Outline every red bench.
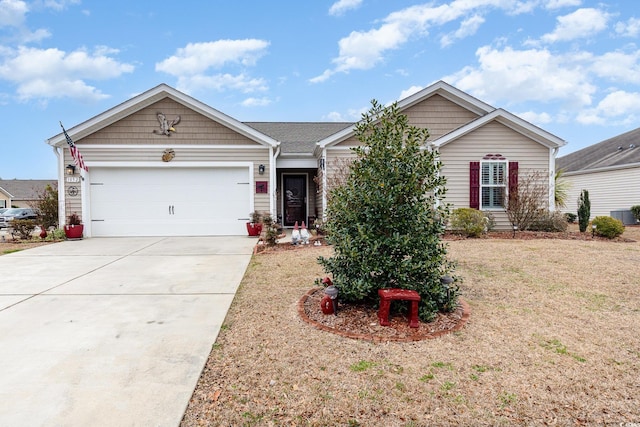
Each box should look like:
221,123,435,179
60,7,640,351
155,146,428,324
377,288,421,328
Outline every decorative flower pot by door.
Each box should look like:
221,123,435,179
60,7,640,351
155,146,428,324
64,224,84,240
246,222,262,236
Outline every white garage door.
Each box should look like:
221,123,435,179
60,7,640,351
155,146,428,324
89,167,250,236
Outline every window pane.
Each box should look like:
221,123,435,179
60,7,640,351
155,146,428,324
481,187,504,209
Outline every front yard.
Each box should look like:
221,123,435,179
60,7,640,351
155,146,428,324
182,227,640,426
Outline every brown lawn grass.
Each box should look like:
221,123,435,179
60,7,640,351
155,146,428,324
182,228,640,426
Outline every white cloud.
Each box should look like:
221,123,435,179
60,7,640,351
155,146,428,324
540,8,610,43
311,0,538,82
544,0,582,9
329,0,362,16
445,45,596,108
156,39,270,94
589,50,640,84
399,85,424,100
156,39,269,76
0,46,134,101
517,110,553,125
323,106,366,122
40,0,80,11
0,0,28,27
440,14,485,47
174,73,267,95
241,97,272,107
615,17,640,38
577,91,640,125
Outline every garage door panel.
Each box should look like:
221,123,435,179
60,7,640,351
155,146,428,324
89,167,251,237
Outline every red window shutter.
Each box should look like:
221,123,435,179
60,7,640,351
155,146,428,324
470,161,480,209
508,161,519,204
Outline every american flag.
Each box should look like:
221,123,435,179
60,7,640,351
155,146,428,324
60,122,88,172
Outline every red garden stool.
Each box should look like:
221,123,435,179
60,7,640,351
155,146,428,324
377,288,421,328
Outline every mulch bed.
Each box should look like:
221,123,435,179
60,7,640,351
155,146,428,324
299,287,470,342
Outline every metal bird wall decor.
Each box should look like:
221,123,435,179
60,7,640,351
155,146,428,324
153,113,181,136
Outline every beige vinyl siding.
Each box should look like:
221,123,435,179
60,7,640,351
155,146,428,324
331,94,479,149
0,191,10,208
439,120,550,230
562,167,640,219
79,99,263,146
403,94,480,141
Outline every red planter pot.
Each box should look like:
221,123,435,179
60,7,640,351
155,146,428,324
246,222,262,236
64,224,84,240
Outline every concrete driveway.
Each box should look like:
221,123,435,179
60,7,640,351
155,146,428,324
0,236,255,426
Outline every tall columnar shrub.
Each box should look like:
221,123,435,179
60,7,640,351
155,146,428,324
318,101,457,322
577,189,590,232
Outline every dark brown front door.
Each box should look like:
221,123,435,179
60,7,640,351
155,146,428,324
283,175,306,226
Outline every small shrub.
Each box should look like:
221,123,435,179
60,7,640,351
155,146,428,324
565,212,577,223
9,219,36,240
528,211,568,232
449,208,487,237
630,205,640,222
260,214,280,246
592,216,624,239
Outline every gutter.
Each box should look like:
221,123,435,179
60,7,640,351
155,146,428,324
52,146,65,228
271,145,281,218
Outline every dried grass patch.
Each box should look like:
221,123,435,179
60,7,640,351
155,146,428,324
181,229,640,426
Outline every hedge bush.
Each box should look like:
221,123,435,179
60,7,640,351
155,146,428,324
630,205,640,222
592,216,624,239
449,208,488,237
528,211,569,232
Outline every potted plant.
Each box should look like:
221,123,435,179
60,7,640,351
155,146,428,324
246,210,263,236
64,212,84,240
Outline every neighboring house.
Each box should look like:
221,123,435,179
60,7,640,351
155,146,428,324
556,126,640,223
0,179,56,208
46,81,565,237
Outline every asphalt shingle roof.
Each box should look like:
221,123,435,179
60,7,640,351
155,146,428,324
244,122,353,154
0,179,56,201
557,126,640,173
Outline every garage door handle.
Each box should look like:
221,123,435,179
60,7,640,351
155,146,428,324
169,205,175,215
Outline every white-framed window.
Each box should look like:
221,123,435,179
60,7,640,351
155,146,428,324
481,161,506,209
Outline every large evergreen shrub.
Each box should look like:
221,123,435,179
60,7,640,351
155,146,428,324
318,101,458,322
577,189,590,232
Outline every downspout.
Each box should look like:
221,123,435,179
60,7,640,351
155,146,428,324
321,147,327,221
549,147,558,211
271,144,281,219
52,146,65,228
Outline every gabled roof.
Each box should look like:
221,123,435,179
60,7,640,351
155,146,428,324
396,80,495,116
0,185,14,199
557,126,640,173
435,108,566,149
0,180,56,201
47,84,280,148
246,122,352,154
317,80,497,150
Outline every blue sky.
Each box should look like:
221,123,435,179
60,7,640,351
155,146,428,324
1,0,639,179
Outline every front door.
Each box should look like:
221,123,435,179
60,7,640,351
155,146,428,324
283,175,306,226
